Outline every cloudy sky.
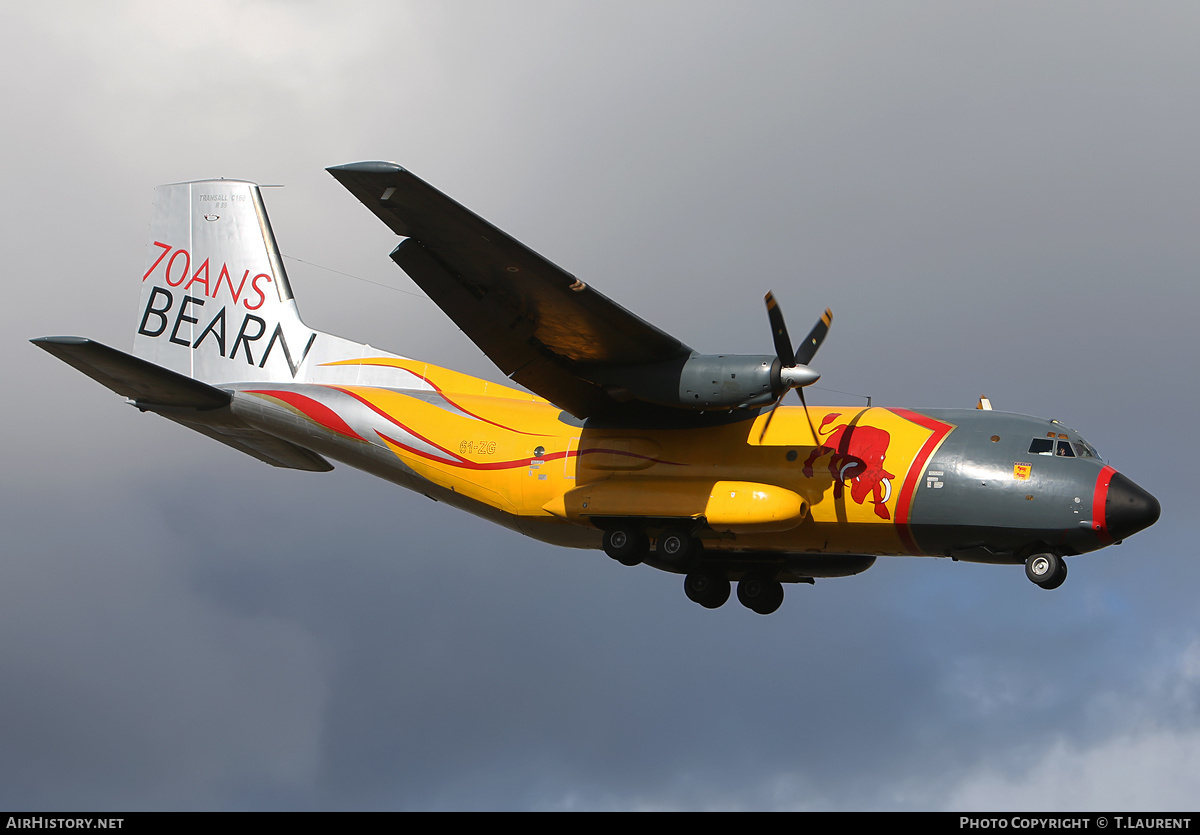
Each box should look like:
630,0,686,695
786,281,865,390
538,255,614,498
2,1,1197,811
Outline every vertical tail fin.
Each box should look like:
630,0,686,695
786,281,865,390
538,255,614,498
133,180,318,384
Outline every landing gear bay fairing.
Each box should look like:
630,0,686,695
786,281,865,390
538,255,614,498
33,163,1160,614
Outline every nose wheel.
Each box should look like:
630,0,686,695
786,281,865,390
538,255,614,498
1025,552,1067,590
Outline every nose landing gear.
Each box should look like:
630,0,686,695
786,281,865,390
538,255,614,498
1025,552,1067,590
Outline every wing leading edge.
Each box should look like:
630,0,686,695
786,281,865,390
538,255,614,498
327,162,694,420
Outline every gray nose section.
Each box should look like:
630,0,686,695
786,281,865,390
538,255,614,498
1107,472,1160,542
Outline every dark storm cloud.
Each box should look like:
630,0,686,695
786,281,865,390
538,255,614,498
2,1,1197,810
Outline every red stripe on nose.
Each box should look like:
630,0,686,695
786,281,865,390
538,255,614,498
1092,465,1117,545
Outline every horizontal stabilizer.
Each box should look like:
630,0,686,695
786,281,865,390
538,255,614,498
32,336,231,409
32,336,333,472
161,416,334,471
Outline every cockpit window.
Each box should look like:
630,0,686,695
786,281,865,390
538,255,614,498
1028,438,1054,455
1030,437,1089,458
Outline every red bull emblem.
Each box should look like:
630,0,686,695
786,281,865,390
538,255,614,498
803,413,896,519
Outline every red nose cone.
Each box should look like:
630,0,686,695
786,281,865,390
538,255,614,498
1106,472,1160,541
1094,467,1160,543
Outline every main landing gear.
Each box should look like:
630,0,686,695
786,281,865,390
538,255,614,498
601,522,787,614
655,525,700,569
683,570,730,609
602,526,650,567
735,574,785,615
683,571,785,614
601,523,700,569
1025,552,1067,590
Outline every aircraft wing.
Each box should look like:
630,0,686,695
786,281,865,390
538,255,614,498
32,337,333,472
327,162,694,419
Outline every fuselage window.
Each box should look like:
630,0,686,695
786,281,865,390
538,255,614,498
1028,438,1054,455
1055,440,1075,457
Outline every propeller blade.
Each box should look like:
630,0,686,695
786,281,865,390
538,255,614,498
757,393,785,444
797,386,818,444
794,308,833,367
759,374,820,445
764,291,796,368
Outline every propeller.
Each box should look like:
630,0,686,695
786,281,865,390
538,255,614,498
758,292,832,443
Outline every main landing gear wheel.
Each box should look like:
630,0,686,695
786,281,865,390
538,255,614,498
737,575,785,615
683,571,730,609
603,527,650,566
1025,552,1067,590
656,526,699,568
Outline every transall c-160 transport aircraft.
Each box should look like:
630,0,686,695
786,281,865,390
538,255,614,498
33,162,1160,614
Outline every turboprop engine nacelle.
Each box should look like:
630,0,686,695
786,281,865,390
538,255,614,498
596,354,819,411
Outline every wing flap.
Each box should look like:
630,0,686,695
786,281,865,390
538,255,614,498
393,240,615,418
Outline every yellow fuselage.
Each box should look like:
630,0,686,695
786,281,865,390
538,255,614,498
241,356,952,561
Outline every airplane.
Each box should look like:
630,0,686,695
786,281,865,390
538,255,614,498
32,162,1161,614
